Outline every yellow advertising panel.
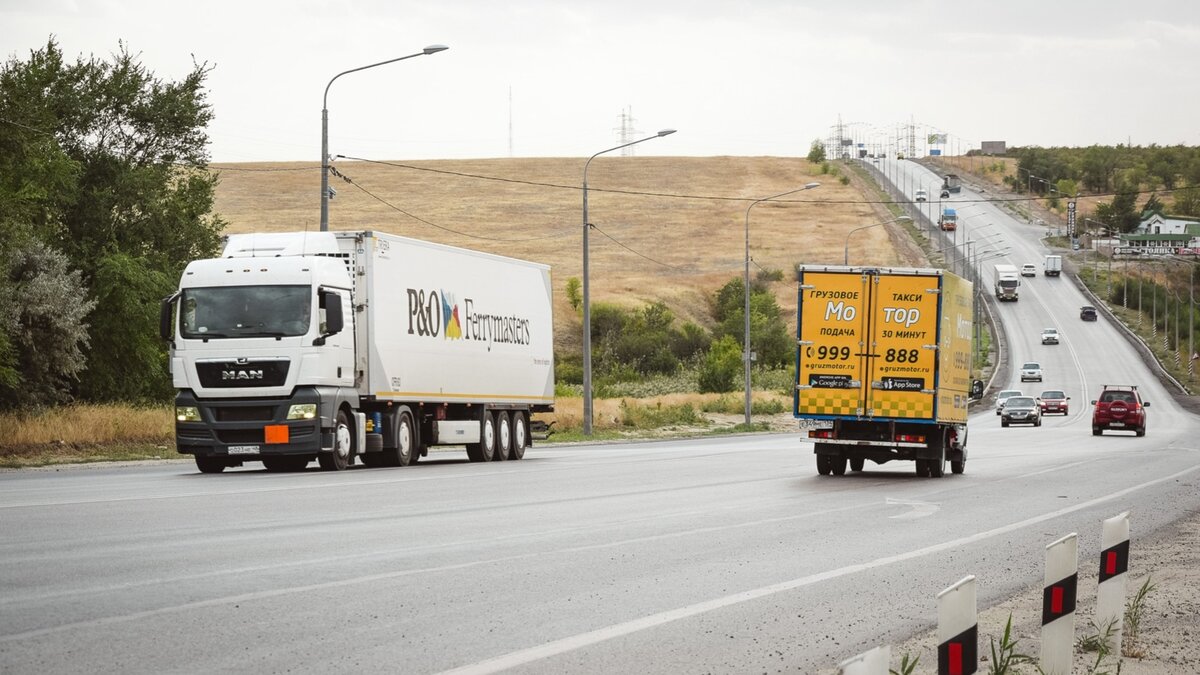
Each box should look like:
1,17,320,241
936,272,973,423
796,271,871,417
867,274,939,420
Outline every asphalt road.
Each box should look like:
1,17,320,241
3,162,1199,674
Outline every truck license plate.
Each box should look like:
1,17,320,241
797,419,833,430
228,445,260,454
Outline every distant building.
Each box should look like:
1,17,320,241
980,141,1007,156
1135,212,1200,236
1118,214,1200,255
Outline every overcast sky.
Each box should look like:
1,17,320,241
4,0,1199,163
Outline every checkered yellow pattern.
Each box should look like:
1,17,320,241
872,392,933,419
798,389,861,416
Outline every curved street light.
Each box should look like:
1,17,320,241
742,182,820,426
321,44,449,231
843,215,912,265
582,129,677,435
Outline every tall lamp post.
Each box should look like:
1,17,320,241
742,183,820,426
321,44,448,231
843,215,912,265
582,129,676,435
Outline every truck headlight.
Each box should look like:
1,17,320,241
176,406,201,422
287,404,317,420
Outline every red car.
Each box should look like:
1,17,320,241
1091,385,1149,436
1038,390,1070,415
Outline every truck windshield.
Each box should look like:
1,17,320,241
1000,280,1018,288
180,285,311,339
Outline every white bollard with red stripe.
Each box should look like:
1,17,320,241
937,575,977,675
836,644,890,675
1096,511,1131,654
1039,533,1078,675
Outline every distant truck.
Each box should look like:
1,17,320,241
939,208,958,231
1044,254,1062,277
993,263,1020,301
942,174,962,194
161,231,555,473
793,266,973,477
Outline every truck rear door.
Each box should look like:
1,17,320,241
796,270,940,420
796,271,871,417
867,273,940,420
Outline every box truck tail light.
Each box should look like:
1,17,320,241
896,433,926,443
809,430,833,439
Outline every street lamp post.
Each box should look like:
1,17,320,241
743,183,821,426
843,215,912,265
582,129,676,435
321,44,448,231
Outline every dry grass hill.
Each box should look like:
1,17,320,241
212,157,916,354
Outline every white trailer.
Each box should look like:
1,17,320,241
161,231,555,473
993,263,1020,301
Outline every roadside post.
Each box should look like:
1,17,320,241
836,644,890,675
1040,533,1078,674
937,575,978,675
1096,512,1131,655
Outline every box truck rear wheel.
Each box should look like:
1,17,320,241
510,411,527,460
318,410,353,471
493,411,511,461
830,455,847,476
849,457,864,472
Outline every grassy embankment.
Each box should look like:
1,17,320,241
3,156,907,467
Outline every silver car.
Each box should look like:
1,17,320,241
995,389,1024,415
1020,362,1043,382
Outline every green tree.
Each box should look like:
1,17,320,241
565,277,582,312
0,38,225,404
0,241,96,409
1080,145,1120,192
806,139,826,163
698,335,741,393
1095,183,1141,233
1172,184,1200,217
712,277,792,367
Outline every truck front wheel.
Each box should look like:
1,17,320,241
319,410,353,471
195,456,226,474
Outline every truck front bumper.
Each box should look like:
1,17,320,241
174,389,325,459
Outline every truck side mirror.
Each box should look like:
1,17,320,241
969,379,984,399
159,294,178,341
315,290,344,345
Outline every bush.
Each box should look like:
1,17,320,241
699,336,742,393
619,399,703,428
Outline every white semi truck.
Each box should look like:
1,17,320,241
993,263,1020,301
160,231,555,473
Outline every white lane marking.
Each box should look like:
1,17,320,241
435,461,1200,675
885,497,940,519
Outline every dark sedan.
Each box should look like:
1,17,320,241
1001,396,1042,427
1080,305,1098,321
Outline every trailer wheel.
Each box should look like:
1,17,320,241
849,457,865,472
195,456,226,474
510,412,527,460
493,411,511,461
318,409,353,471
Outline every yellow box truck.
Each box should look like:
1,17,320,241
793,266,973,477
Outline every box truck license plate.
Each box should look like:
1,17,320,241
797,419,833,430
227,445,260,454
